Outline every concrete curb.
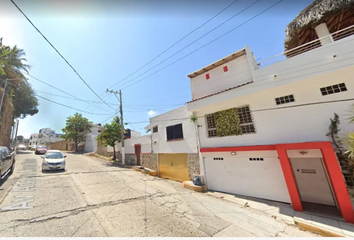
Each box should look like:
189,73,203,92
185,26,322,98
0,182,15,205
132,167,158,176
182,181,208,193
294,219,345,237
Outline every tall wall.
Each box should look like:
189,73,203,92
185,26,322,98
0,87,13,148
48,140,69,151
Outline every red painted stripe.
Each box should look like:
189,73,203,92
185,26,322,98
276,148,303,212
200,145,276,152
320,142,354,223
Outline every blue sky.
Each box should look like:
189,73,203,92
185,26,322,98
0,0,312,138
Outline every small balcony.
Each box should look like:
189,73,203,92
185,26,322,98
257,24,354,67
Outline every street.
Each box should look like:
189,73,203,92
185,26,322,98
0,151,320,237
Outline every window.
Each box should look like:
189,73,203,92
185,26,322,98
223,66,228,72
320,83,347,96
166,123,183,141
249,158,264,161
206,105,255,138
153,126,158,133
213,157,224,160
275,94,295,105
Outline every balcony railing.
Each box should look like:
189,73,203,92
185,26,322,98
257,24,354,67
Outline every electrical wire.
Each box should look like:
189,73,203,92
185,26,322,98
89,0,240,112
111,0,248,88
116,0,284,91
11,0,115,111
35,94,114,115
125,97,354,124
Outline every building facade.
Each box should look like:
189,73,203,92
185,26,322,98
186,22,354,223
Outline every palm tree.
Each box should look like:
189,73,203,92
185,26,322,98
0,37,30,88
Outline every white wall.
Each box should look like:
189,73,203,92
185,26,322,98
149,105,198,154
193,65,354,148
187,34,354,148
124,135,151,154
131,130,141,138
191,54,253,101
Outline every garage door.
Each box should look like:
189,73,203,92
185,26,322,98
205,156,291,203
159,153,189,182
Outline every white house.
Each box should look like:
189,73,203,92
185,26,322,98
124,106,200,181
85,123,104,153
186,20,354,223
29,128,63,147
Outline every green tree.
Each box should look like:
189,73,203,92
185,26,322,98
62,113,90,151
0,38,39,119
16,135,24,142
96,116,122,160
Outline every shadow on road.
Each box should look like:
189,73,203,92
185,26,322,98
15,151,34,155
42,169,67,174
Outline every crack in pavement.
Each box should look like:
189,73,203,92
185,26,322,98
1,192,162,231
212,223,232,237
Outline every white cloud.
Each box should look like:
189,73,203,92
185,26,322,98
147,110,157,117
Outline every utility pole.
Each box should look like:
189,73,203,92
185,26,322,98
106,89,125,164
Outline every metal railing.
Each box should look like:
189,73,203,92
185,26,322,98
257,24,354,67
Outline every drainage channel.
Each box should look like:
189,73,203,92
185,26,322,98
1,158,38,211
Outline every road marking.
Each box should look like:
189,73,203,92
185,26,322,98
1,159,37,211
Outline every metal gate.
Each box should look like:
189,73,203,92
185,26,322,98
159,153,189,182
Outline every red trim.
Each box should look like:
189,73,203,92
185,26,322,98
201,145,276,152
201,141,354,223
321,142,354,223
276,147,303,212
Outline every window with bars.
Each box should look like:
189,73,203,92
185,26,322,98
275,94,295,105
166,123,183,141
153,126,158,133
320,83,347,96
206,105,255,138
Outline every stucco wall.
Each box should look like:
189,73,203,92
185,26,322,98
190,65,354,148
191,54,253,100
149,106,198,154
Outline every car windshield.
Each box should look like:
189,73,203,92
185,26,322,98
45,152,63,159
37,146,47,149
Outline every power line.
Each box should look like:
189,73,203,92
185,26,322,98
118,0,285,91
108,0,241,90
122,44,354,106
126,97,354,124
88,0,240,113
35,94,114,115
114,0,262,90
11,0,115,111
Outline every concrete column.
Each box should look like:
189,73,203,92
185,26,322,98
315,23,333,45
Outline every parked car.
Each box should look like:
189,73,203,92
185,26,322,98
30,145,37,151
16,144,27,151
35,145,47,155
0,146,15,180
41,150,66,171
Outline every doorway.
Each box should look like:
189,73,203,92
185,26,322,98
134,144,141,165
290,158,336,206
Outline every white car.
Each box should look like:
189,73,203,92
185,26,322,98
41,150,66,171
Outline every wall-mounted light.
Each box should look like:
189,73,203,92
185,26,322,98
154,141,157,144
273,74,277,78
331,55,337,59
231,152,236,156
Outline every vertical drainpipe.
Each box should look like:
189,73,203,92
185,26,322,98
193,112,208,186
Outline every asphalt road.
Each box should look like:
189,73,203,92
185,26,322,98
0,151,320,237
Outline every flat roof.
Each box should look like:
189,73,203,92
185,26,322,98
187,48,246,79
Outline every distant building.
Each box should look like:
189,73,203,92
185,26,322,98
29,128,63,147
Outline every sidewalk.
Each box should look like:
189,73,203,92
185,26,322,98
206,191,354,237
